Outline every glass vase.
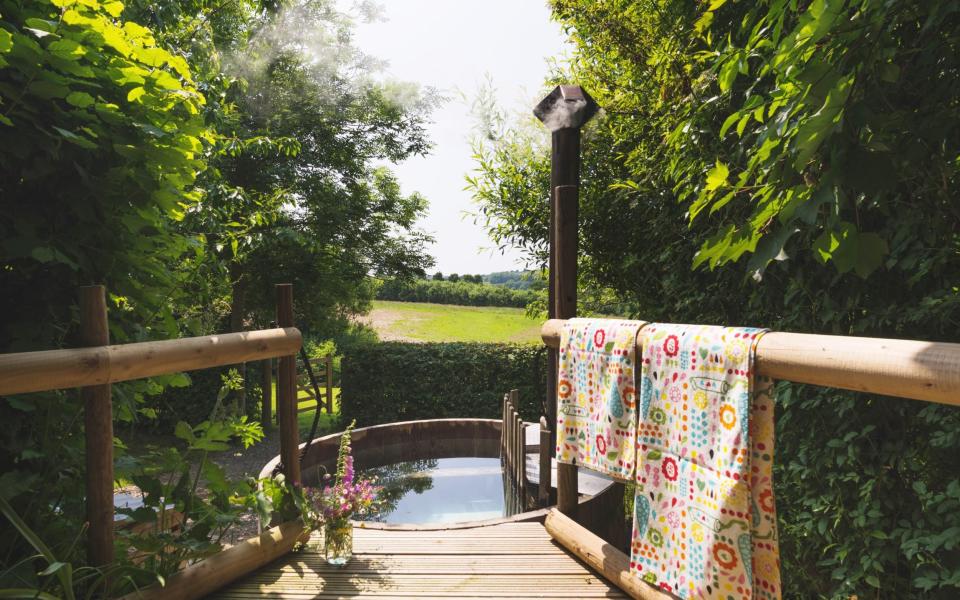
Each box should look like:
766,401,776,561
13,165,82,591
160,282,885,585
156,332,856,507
324,519,353,566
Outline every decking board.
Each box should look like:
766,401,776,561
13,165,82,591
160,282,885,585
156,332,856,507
209,522,627,599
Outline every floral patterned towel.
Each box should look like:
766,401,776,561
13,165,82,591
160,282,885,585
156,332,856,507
631,324,781,600
556,318,646,480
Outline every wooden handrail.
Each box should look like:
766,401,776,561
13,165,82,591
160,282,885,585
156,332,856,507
540,319,960,407
0,327,302,396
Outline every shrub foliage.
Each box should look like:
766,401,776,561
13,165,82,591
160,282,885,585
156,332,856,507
340,342,546,426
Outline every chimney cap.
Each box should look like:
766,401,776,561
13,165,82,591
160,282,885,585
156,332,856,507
533,85,599,131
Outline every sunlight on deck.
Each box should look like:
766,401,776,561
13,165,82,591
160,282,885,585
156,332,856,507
209,522,626,599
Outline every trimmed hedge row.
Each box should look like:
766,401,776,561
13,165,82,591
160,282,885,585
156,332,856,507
340,342,546,426
376,278,534,308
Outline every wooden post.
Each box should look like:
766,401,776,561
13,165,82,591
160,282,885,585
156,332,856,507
500,393,507,456
554,184,580,516
534,86,597,516
539,416,551,507
325,355,333,414
510,388,521,496
261,358,272,428
515,414,523,493
505,395,513,468
276,284,300,486
79,285,113,568
545,129,578,457
517,414,527,500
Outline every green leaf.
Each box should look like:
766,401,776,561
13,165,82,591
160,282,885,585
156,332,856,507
705,161,729,192
37,561,68,576
719,112,740,138
793,75,853,168
51,126,97,149
104,1,125,18
65,91,94,108
168,372,191,387
47,38,85,60
127,86,146,102
174,421,195,443
718,52,742,92
24,18,59,33
694,11,714,35
30,247,55,263
865,575,880,588
28,81,70,99
854,232,888,278
812,221,854,270
0,29,12,54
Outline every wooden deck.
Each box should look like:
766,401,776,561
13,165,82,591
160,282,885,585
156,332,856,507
209,521,627,599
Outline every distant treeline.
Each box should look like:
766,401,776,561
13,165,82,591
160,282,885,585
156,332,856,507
484,270,545,291
377,278,535,308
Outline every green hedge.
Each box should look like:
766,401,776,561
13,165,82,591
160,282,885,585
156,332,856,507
376,278,534,308
341,342,546,425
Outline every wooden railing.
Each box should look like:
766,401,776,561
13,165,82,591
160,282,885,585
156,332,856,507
500,389,527,510
540,318,960,515
297,355,335,415
0,284,304,569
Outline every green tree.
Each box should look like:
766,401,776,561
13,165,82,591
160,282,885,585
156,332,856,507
0,0,210,349
0,0,438,590
469,1,960,597
0,0,214,590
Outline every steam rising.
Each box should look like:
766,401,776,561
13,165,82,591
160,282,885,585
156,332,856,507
222,1,435,120
537,96,589,132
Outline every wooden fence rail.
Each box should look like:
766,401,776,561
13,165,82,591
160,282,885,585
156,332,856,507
540,319,960,407
0,327,302,397
541,317,960,520
296,355,334,415
0,284,303,569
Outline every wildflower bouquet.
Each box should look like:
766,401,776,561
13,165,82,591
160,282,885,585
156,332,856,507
305,421,379,564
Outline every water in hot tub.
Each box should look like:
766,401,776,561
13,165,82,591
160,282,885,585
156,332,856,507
357,457,524,524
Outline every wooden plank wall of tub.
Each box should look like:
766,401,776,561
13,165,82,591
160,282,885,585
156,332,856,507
500,388,528,510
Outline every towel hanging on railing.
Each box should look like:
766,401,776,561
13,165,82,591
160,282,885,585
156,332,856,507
555,318,646,480
631,324,781,600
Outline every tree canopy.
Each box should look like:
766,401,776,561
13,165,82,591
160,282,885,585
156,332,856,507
469,1,960,597
0,0,436,592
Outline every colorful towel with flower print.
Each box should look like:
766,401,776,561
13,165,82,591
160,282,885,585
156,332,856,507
630,324,781,600
556,318,646,480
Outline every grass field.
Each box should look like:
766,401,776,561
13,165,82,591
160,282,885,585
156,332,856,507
364,300,542,343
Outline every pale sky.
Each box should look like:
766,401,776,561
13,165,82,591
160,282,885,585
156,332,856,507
349,1,569,276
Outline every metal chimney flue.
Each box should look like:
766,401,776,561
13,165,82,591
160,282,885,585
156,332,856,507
534,84,599,516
